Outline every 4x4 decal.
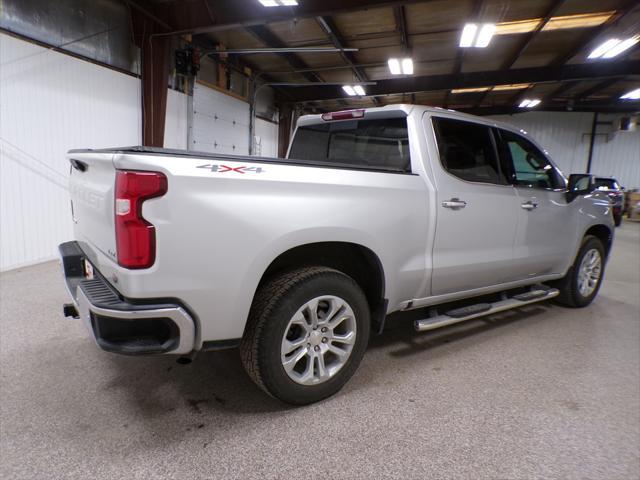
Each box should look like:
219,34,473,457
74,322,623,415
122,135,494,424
197,164,265,174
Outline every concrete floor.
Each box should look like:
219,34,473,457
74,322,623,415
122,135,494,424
1,223,639,480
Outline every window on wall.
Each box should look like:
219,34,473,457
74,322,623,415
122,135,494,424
288,117,411,172
498,129,565,189
432,117,507,184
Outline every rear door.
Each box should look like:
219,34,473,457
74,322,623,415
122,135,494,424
494,129,575,277
428,116,520,296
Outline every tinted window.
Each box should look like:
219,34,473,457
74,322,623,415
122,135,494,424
288,118,410,172
499,130,564,190
595,178,620,190
432,117,506,184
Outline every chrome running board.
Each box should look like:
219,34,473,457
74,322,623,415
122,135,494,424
414,286,559,332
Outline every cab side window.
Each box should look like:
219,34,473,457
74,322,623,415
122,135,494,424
498,130,564,189
432,117,507,185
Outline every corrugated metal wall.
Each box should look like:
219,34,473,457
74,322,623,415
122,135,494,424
491,111,640,188
0,33,141,271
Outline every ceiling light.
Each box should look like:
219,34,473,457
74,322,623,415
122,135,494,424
388,58,401,75
342,85,356,96
258,0,297,6
451,87,490,94
475,24,496,47
620,88,640,100
588,36,639,59
387,58,414,75
492,83,531,91
353,85,366,96
401,58,414,75
602,36,639,58
460,23,496,48
495,11,615,35
460,23,478,47
519,99,541,108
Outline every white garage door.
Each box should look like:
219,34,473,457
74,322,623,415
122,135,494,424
192,82,250,155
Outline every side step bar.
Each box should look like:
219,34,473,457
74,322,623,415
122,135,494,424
415,286,559,332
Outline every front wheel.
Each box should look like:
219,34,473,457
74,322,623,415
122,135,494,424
552,235,606,308
240,267,370,405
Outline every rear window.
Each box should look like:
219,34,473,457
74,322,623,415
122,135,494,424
288,117,411,172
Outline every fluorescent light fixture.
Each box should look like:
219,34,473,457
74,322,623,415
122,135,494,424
460,23,496,48
589,36,639,59
492,83,531,91
519,99,541,108
258,0,297,6
451,87,490,94
588,38,621,58
475,23,496,47
495,11,615,35
353,85,366,96
460,23,478,47
388,58,401,75
620,88,640,100
342,85,356,96
401,58,414,75
387,58,414,75
602,36,639,58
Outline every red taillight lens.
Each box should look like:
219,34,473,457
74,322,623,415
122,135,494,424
115,170,167,269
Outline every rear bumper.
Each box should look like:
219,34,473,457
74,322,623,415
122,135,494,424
59,241,196,356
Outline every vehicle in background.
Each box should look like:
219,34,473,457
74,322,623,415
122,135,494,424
595,177,624,227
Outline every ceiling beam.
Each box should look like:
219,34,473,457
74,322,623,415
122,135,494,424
552,1,640,65
574,78,620,102
245,25,323,83
163,0,433,37
459,102,640,116
393,6,409,52
283,59,640,102
502,0,566,69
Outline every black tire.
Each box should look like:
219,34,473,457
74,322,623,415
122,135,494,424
552,235,606,308
240,266,371,405
614,214,622,227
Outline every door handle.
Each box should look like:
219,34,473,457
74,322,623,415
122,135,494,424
521,201,539,210
442,198,467,210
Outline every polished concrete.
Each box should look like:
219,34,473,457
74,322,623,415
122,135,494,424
1,223,639,479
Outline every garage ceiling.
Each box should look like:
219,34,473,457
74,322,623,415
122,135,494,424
138,0,640,113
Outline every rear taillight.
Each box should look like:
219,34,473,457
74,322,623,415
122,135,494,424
115,170,167,269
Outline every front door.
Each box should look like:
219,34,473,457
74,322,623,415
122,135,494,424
428,115,520,296
495,128,577,278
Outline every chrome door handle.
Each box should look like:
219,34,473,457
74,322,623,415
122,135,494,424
521,201,539,210
442,198,467,210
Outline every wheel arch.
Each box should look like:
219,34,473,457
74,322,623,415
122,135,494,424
584,224,613,259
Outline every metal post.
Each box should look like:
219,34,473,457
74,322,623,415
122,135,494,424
586,112,598,173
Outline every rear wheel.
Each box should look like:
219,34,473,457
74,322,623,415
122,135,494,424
240,267,370,405
552,235,606,308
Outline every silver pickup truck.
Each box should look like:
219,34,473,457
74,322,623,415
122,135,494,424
60,105,614,405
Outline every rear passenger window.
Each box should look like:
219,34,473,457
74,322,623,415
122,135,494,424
498,130,564,190
432,117,507,185
288,117,411,172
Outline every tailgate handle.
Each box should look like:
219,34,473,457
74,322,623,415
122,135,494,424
70,159,88,172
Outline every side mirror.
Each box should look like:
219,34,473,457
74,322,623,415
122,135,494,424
566,174,595,202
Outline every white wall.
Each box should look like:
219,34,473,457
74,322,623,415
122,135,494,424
164,89,189,150
0,33,142,271
491,111,640,188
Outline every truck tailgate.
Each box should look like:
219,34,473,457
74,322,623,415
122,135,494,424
67,152,117,262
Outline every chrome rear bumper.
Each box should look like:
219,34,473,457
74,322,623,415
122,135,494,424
59,241,195,355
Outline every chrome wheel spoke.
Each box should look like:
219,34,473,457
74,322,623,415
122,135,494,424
281,295,357,386
577,248,602,297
